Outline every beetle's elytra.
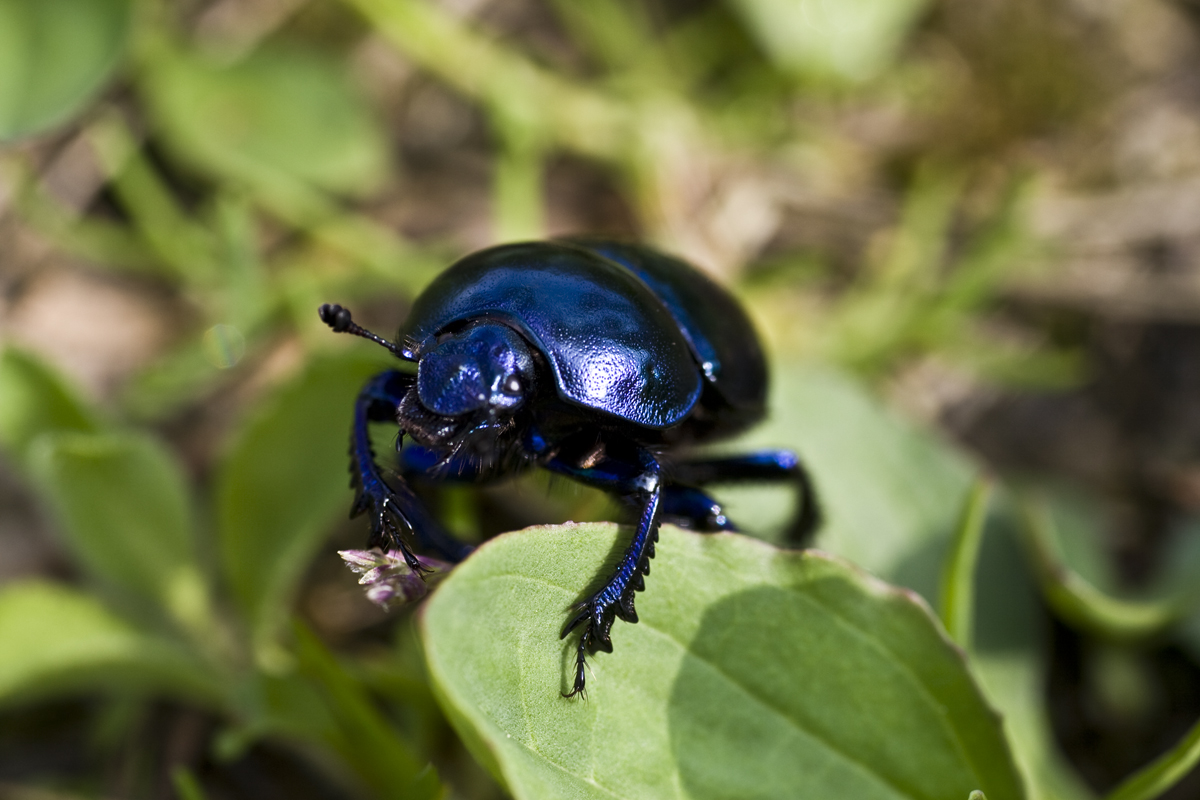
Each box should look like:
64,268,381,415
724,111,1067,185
319,238,819,698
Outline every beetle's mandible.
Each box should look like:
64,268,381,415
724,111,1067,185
319,239,819,698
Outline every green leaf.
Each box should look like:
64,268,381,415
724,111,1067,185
216,353,388,656
0,346,98,466
141,42,389,200
0,581,222,706
0,0,133,140
29,431,210,630
726,0,932,83
717,363,975,601
422,523,1025,800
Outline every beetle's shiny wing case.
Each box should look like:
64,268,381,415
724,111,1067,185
402,243,702,429
564,238,768,422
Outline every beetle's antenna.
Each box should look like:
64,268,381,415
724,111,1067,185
318,304,415,361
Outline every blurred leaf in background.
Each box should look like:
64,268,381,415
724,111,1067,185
0,346,99,463
217,352,389,661
31,431,211,629
141,41,390,206
729,0,933,83
0,0,133,141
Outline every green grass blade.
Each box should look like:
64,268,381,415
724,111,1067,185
292,623,442,800
1104,714,1200,800
940,479,993,649
171,768,209,800
1018,500,1185,639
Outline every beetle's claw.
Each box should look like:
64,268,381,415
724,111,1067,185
352,484,427,578
562,618,601,699
562,629,590,700
561,591,631,699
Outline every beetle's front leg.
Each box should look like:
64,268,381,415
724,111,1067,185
350,371,473,566
544,447,663,698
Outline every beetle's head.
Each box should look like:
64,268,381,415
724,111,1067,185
416,322,534,422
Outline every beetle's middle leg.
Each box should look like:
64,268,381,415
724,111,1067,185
669,451,821,546
542,446,663,698
351,371,475,566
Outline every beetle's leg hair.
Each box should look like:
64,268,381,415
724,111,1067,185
351,371,475,565
400,444,488,484
669,450,820,546
546,448,662,698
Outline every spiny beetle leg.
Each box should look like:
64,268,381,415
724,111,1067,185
350,370,473,568
556,464,662,698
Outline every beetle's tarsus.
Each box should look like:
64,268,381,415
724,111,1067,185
360,492,424,575
562,632,591,699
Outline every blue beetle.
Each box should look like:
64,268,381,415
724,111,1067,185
320,239,818,697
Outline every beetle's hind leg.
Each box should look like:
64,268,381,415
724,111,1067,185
656,484,738,532
669,451,820,546
350,371,475,566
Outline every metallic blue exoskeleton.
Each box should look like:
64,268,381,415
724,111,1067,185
319,239,818,697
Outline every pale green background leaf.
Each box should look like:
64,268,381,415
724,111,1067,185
216,353,389,650
717,362,975,598
0,346,99,466
29,431,205,620
726,0,932,82
0,581,221,705
141,43,390,199
0,0,132,140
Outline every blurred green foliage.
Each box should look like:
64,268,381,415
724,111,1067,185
0,0,133,139
2,0,1200,798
